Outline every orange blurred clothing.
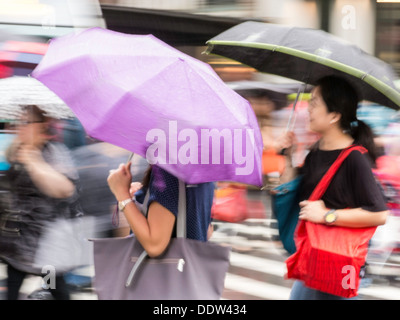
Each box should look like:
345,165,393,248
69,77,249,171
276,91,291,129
262,148,286,175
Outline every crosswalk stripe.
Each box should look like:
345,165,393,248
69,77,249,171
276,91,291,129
229,252,286,278
213,222,279,238
224,273,291,300
20,276,42,296
359,285,400,300
212,237,282,253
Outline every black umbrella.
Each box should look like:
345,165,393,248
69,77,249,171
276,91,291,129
207,21,400,110
226,80,311,109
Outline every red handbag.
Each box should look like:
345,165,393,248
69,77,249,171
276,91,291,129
286,145,377,298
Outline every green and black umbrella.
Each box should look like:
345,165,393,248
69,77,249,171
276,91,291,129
207,21,400,110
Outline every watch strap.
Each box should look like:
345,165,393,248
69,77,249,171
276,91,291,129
119,198,133,211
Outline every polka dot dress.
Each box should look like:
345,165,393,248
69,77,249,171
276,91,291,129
135,166,214,242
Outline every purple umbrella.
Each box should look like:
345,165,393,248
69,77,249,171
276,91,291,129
32,28,263,186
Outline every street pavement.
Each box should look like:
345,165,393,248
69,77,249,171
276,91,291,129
0,190,399,300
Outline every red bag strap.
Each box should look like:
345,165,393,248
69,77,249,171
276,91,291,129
308,145,367,201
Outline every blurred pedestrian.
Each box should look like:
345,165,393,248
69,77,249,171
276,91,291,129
275,76,389,300
72,142,148,238
107,164,214,258
1,105,81,300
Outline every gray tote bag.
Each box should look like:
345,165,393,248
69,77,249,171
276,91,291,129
90,180,231,300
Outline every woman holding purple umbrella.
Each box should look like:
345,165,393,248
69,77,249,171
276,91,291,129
107,164,215,258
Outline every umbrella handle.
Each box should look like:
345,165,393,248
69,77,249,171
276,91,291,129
286,82,308,132
280,82,309,156
127,152,134,163
111,152,135,227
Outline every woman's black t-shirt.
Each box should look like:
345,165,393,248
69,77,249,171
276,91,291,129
299,146,388,212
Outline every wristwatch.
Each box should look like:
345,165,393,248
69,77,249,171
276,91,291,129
324,209,337,225
118,198,133,212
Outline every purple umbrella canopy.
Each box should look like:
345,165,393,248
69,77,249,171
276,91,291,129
32,28,263,186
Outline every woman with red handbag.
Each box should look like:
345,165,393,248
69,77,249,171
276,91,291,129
276,76,388,300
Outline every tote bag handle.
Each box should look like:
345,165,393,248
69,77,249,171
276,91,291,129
141,179,187,237
126,178,187,287
176,180,187,238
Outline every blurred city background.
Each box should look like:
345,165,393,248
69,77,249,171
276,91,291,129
0,0,399,300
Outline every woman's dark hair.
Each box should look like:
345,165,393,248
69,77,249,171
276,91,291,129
22,105,49,123
21,105,55,137
141,165,152,189
315,76,377,164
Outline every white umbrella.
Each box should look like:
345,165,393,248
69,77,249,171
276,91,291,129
0,76,75,120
